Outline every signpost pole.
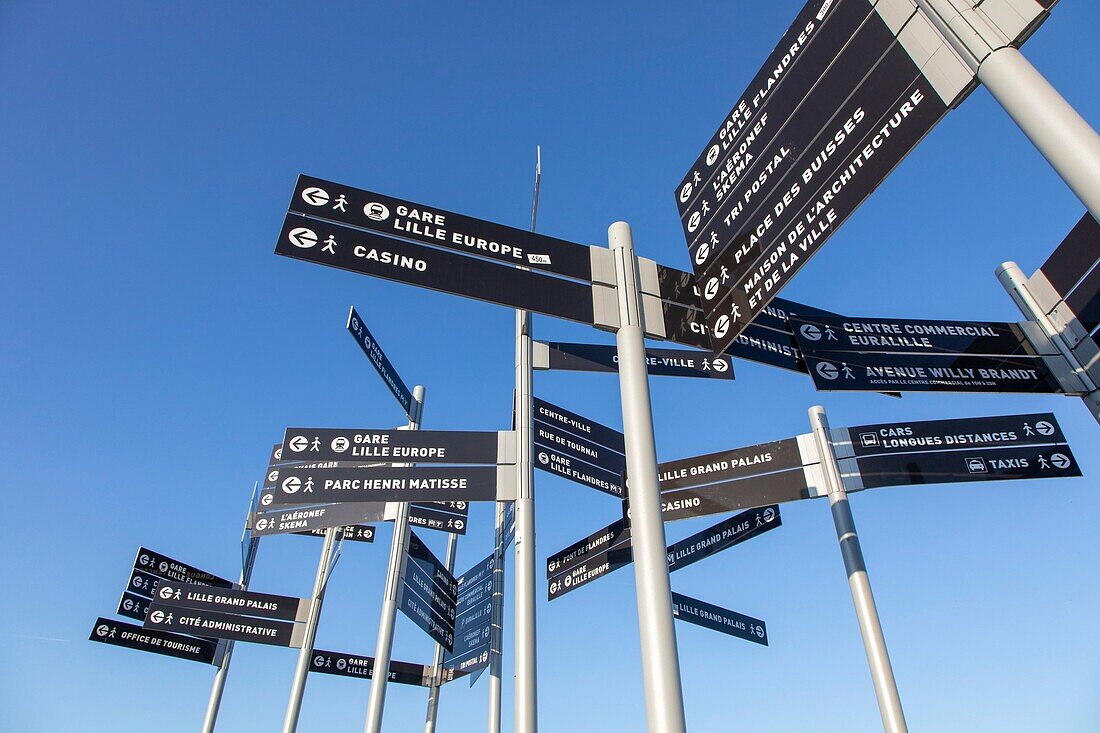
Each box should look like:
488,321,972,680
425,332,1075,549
281,526,340,733
996,262,1100,425
808,406,908,733
364,385,426,733
423,531,459,733
609,221,688,733
487,500,506,733
201,491,261,733
514,147,541,733
914,0,1100,223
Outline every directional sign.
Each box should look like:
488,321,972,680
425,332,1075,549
671,593,767,646
151,583,310,623
534,444,624,498
310,650,430,686
545,517,630,579
408,501,468,535
347,306,415,418
547,541,633,601
655,438,805,493
289,174,595,282
126,568,163,599
803,352,1064,393
536,341,735,380
445,554,496,676
133,548,232,589
90,617,218,664
145,603,303,648
1036,213,1100,312
281,427,510,465
641,467,819,522
791,315,1036,357
272,465,506,505
400,567,455,651
276,214,598,326
675,0,881,219
532,398,624,454
846,444,1081,490
252,502,387,537
659,299,806,373
666,505,781,572
534,420,626,476
295,524,376,543
842,413,1068,457
407,530,459,599
116,592,153,622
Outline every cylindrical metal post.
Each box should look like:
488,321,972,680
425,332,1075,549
979,48,1100,225
809,406,908,733
609,221,688,733
915,0,1100,224
364,385,426,733
513,146,541,733
423,531,459,733
281,525,340,733
487,500,506,733
201,532,260,732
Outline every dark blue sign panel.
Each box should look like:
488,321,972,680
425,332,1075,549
310,650,428,686
671,593,768,646
90,617,218,664
347,306,415,418
542,342,735,379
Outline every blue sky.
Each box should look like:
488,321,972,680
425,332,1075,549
2,2,1098,731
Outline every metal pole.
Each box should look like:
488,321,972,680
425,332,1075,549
486,500,506,733
513,146,541,733
914,0,1100,223
996,262,1100,425
423,531,459,733
808,405,908,733
281,525,340,733
364,385,426,733
201,495,261,733
608,221,687,733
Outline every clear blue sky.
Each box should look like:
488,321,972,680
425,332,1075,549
2,2,1098,731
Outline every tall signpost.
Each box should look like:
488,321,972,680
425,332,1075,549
513,148,540,733
202,492,261,733
808,406,907,733
609,221,688,733
487,500,507,733
364,385,426,733
281,526,342,732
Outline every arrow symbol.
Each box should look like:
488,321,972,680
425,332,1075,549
288,436,309,452
703,277,720,301
800,324,822,341
282,476,302,493
301,187,330,206
1050,453,1071,469
288,227,318,248
816,362,839,380
1036,420,1055,436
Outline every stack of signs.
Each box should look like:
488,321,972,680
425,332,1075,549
277,175,616,330
254,443,382,540
272,428,515,505
641,436,826,522
533,341,734,380
1021,213,1100,407
310,650,431,687
673,0,1051,353
90,549,232,665
790,313,1066,393
401,530,458,650
833,413,1081,491
533,397,626,498
144,583,310,649
546,506,777,645
444,553,496,680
